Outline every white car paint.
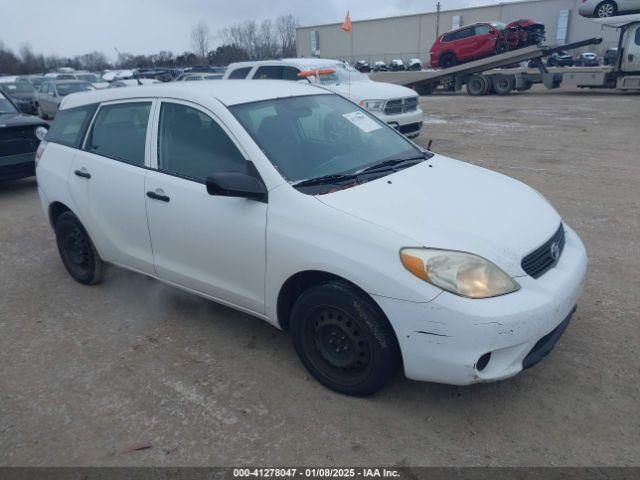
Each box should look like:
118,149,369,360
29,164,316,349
36,81,587,388
223,58,424,138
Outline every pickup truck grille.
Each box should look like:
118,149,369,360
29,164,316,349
0,126,39,156
384,97,418,115
521,223,565,279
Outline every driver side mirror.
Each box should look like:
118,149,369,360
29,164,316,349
206,171,268,203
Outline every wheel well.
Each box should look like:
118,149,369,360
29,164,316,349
276,270,374,331
48,201,71,228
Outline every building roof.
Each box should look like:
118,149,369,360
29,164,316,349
59,80,327,110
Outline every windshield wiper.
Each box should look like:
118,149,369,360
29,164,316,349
356,153,430,175
292,172,359,188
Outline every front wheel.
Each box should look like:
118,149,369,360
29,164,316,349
55,211,104,285
290,282,400,396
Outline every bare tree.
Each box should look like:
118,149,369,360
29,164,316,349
191,21,211,61
276,14,298,58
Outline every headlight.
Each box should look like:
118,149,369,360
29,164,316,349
400,248,520,299
359,99,385,111
35,126,48,141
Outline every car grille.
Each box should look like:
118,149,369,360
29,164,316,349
0,126,39,156
521,223,566,279
384,97,418,115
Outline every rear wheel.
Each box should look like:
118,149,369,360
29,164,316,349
491,74,515,95
595,1,617,18
290,281,400,396
55,212,104,285
466,74,491,96
440,53,457,69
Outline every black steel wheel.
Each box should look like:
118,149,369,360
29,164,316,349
466,74,491,96
491,74,516,95
440,53,457,69
290,281,400,396
55,211,104,285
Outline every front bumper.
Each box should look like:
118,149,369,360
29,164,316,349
373,225,588,385
374,108,424,138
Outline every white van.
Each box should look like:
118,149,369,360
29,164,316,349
223,58,424,138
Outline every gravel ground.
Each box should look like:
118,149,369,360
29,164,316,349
0,86,638,467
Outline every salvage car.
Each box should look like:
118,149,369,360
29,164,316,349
0,90,48,181
223,58,424,138
355,60,372,72
34,80,94,119
547,51,575,67
579,0,640,18
574,52,600,66
35,81,587,395
407,58,423,71
373,61,389,72
390,59,406,71
430,20,545,68
0,82,37,114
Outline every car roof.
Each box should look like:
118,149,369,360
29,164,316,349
60,80,328,110
53,79,91,84
228,58,345,70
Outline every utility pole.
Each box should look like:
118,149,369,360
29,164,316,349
435,1,441,39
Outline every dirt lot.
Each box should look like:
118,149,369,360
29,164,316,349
1,86,638,467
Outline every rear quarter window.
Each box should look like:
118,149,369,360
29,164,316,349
45,104,97,148
228,67,252,79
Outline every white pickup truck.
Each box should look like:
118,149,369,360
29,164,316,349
223,58,424,138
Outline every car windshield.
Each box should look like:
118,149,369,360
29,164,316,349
56,82,93,96
0,92,18,114
310,64,370,85
491,22,507,31
2,83,35,93
230,94,422,188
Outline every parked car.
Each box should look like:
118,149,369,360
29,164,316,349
355,60,372,72
407,58,423,71
390,59,405,71
0,82,37,114
109,79,160,88
33,80,94,119
36,81,587,395
0,90,48,181
223,58,424,138
574,52,600,66
430,20,545,68
101,70,135,82
579,0,640,18
373,61,389,72
604,47,619,65
74,73,110,89
175,73,223,81
27,75,48,88
547,51,574,67
0,75,30,84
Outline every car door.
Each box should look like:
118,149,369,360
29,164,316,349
473,24,496,57
622,23,640,72
68,99,156,274
453,27,477,61
144,99,267,313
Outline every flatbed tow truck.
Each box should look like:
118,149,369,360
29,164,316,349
370,14,640,96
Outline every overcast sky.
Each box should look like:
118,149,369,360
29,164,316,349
0,0,524,58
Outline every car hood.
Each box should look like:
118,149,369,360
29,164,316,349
326,81,417,102
315,155,561,277
0,111,47,127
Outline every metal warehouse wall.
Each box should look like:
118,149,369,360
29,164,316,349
296,0,620,64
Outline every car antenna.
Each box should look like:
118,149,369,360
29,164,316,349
427,139,433,150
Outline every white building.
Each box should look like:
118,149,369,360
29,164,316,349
296,0,620,64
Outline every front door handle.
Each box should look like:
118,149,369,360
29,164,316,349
74,169,91,179
147,190,170,202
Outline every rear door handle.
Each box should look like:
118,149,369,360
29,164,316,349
147,190,170,202
74,169,91,179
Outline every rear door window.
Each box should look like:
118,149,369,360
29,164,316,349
46,104,98,148
228,67,252,79
254,66,283,79
282,66,301,80
86,102,152,165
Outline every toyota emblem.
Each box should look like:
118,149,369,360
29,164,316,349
550,242,560,261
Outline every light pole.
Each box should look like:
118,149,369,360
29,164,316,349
435,1,441,39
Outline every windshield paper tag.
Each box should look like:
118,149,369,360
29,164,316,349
342,111,382,133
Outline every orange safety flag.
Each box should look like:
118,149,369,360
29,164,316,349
342,11,352,34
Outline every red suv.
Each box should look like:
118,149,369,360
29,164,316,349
430,20,545,69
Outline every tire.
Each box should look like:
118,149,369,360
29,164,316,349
440,53,457,69
466,74,491,96
55,211,104,285
491,74,515,95
417,83,435,95
290,281,400,396
595,1,617,18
